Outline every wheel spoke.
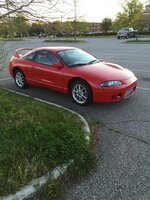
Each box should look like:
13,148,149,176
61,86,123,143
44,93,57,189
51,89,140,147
72,83,88,104
15,71,25,88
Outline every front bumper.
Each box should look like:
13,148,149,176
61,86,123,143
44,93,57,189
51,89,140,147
93,76,138,103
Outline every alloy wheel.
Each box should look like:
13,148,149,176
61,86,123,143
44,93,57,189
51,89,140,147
71,82,91,105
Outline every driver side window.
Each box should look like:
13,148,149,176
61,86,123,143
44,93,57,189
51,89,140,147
35,51,59,65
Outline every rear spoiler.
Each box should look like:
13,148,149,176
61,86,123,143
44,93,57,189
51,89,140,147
14,48,33,58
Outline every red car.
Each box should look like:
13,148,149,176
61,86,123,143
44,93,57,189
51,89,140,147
9,47,137,105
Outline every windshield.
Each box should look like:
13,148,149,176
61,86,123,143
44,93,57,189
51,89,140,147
121,28,129,31
58,49,99,67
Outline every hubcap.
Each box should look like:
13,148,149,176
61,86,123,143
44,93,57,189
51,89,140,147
15,72,25,88
72,83,88,104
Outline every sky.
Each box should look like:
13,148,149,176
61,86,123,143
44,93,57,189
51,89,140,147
34,0,147,22
76,0,147,22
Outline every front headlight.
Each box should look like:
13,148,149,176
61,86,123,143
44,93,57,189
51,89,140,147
100,80,122,87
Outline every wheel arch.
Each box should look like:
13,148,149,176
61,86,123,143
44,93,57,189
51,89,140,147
13,67,23,78
68,77,93,96
13,67,28,88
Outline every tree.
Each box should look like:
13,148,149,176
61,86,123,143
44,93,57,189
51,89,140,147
0,0,62,20
0,18,9,37
0,1,35,70
113,0,144,31
0,0,67,37
62,21,73,36
101,18,112,33
11,14,30,39
75,21,89,35
30,21,46,36
142,15,150,31
0,0,65,71
50,21,62,37
0,0,36,19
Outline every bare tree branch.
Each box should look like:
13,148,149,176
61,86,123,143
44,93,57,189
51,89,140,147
0,0,37,19
0,0,74,25
0,0,72,72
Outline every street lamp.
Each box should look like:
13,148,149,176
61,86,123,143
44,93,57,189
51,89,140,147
74,0,77,40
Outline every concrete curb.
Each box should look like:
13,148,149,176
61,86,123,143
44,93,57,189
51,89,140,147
1,88,91,200
1,162,73,200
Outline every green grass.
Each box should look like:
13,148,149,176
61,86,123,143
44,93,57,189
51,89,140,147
0,38,23,41
0,87,96,197
126,39,150,43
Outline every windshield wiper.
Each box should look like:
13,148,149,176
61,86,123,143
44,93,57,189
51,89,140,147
69,59,101,67
69,63,87,67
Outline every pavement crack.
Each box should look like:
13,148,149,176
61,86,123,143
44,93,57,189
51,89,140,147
107,120,150,125
108,127,150,145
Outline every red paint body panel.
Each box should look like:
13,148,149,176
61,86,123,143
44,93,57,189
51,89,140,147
9,47,138,103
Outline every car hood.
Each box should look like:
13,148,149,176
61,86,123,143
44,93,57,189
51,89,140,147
74,62,134,82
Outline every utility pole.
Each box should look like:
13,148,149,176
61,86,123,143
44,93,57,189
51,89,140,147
74,0,77,41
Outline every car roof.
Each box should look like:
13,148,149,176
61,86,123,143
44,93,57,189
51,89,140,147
32,46,77,53
19,46,78,58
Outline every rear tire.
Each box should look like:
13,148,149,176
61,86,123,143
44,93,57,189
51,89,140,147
70,81,92,106
14,70,28,88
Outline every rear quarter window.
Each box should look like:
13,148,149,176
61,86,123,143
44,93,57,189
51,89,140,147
24,53,36,61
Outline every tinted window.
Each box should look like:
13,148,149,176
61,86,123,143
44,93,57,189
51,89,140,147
35,51,59,65
25,52,36,61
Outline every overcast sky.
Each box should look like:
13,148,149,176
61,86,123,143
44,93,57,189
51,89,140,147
78,0,146,22
35,0,147,22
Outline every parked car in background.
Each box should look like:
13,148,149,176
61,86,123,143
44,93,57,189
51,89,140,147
9,47,137,105
117,27,138,39
38,32,47,38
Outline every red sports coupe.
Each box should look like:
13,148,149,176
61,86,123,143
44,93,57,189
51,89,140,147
9,47,137,105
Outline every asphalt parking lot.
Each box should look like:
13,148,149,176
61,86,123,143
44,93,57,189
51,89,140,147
0,37,150,200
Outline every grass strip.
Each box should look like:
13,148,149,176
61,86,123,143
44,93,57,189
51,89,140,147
0,87,95,197
44,39,85,43
126,39,150,43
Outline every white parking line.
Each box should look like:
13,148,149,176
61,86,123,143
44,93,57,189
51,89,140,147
0,77,11,81
137,86,150,91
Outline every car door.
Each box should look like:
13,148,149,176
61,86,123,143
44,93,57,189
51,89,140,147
31,50,65,91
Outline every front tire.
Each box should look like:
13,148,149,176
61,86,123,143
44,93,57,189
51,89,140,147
70,81,92,105
14,70,28,88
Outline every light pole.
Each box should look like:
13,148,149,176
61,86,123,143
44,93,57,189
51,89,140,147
74,0,77,40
